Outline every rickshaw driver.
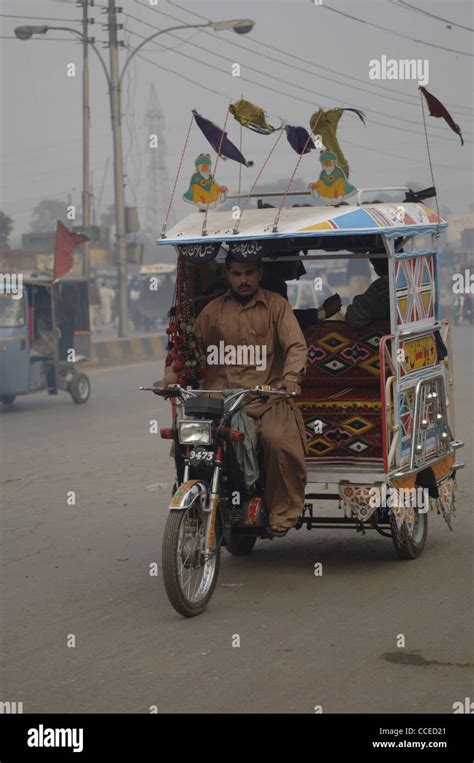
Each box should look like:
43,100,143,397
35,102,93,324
157,253,309,537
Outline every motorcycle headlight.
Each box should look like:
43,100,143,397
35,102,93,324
178,419,213,445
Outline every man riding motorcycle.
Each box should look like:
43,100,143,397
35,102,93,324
156,253,311,537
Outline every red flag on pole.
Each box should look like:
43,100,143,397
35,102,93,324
53,220,88,281
419,86,464,146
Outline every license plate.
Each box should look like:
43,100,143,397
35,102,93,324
189,447,214,467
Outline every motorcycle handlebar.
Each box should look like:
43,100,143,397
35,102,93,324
140,385,296,398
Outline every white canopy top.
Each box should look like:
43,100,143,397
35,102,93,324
157,202,446,247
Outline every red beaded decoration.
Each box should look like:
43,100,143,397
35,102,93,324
165,254,206,388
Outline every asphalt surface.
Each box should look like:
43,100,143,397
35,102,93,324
1,327,473,714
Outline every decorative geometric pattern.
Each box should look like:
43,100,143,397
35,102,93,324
339,484,378,522
432,476,456,530
299,321,389,462
399,390,415,438
395,255,435,327
318,332,350,353
360,331,382,351
340,343,372,364
298,400,382,460
360,356,381,376
391,502,416,533
323,426,353,445
307,437,335,455
347,439,371,454
304,415,330,436
307,345,328,365
302,321,389,389
319,356,350,375
343,416,372,434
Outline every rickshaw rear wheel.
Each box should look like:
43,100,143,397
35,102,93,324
390,510,428,560
225,533,257,556
69,373,91,404
1,395,16,406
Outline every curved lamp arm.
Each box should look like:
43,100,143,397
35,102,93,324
119,23,210,85
15,25,111,89
48,26,111,90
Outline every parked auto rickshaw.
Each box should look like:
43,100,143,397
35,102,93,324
144,190,465,617
0,276,91,406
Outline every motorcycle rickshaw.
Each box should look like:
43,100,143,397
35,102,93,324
129,263,177,332
144,189,464,617
0,276,91,406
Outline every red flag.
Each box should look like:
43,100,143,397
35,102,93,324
53,220,88,281
419,86,464,146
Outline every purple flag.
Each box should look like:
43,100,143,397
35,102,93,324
285,125,315,155
193,110,253,167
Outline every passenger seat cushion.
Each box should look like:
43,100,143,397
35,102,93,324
297,398,383,461
302,320,390,388
298,320,390,462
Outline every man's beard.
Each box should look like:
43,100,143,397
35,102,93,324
200,170,211,179
231,284,258,303
324,165,335,175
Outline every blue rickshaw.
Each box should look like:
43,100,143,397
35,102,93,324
0,276,91,407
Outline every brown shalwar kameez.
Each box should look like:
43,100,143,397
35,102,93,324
194,287,308,528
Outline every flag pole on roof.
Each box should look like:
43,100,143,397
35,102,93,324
418,86,464,238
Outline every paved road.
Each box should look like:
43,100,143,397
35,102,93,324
1,327,472,714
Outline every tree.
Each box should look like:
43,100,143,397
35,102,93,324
0,211,14,250
31,199,70,233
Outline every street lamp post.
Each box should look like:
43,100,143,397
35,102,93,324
109,7,255,337
15,23,110,285
15,14,255,337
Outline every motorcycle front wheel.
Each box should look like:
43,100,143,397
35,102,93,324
162,500,221,618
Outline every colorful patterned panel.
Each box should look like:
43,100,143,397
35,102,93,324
395,255,435,327
399,389,415,439
297,399,383,461
302,321,389,388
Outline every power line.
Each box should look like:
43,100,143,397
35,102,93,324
0,35,80,41
388,0,474,33
321,2,474,57
125,10,474,136
123,39,470,172
127,7,425,114
124,43,230,101
0,13,80,22
138,0,424,108
123,25,472,145
153,0,474,115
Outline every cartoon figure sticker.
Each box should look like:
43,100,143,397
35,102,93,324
308,149,357,203
183,153,228,209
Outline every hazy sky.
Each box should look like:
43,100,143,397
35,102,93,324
1,0,473,245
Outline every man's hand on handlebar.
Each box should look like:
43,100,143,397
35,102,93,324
152,379,166,395
276,379,301,396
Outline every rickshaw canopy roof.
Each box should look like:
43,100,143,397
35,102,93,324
157,202,446,255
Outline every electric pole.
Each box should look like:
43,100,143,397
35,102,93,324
82,0,92,280
107,0,128,337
